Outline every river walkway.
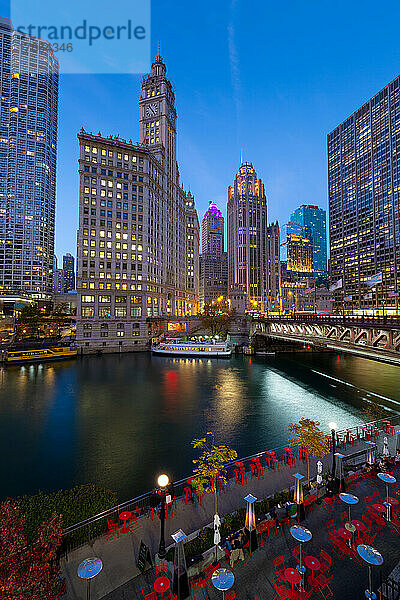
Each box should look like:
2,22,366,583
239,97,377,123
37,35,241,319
62,424,399,600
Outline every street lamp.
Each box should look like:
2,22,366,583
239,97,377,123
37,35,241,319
328,422,337,478
157,473,170,559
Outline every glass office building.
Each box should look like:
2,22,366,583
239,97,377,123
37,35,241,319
328,75,400,312
0,18,59,297
290,205,327,279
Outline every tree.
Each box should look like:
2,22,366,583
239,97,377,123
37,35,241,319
191,432,237,562
16,304,44,339
288,418,330,484
199,301,235,338
0,500,65,599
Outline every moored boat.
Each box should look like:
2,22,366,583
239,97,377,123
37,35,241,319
152,338,231,358
5,346,77,364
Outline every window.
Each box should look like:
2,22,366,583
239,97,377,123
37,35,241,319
99,307,111,318
115,307,127,317
82,295,95,303
82,307,94,317
131,307,142,317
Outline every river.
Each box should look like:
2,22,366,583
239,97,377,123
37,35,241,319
0,351,398,502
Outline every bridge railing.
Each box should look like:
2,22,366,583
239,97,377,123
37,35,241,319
60,415,399,556
253,314,400,329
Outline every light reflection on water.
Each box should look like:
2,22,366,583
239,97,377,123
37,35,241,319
0,351,396,501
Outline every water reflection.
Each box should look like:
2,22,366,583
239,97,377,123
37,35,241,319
0,352,396,501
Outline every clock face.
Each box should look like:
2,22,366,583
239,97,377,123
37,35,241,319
145,102,158,117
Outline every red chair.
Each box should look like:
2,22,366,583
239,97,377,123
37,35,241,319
106,517,119,539
223,547,231,565
294,544,302,564
265,519,279,540
256,522,268,546
274,556,286,580
256,463,264,479
322,497,334,511
155,564,169,575
326,519,334,532
190,578,207,600
225,591,235,600
316,573,334,599
183,487,191,504
203,562,219,587
242,539,251,559
364,495,372,507
373,489,380,501
319,549,332,574
272,577,290,599
141,587,157,600
340,511,348,525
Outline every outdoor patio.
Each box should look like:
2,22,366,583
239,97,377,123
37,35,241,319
62,420,400,600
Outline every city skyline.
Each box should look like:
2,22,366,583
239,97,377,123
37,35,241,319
0,1,396,258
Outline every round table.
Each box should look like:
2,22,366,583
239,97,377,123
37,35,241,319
377,472,397,521
371,504,386,514
187,477,196,485
212,568,234,600
339,492,359,523
290,525,312,582
251,456,260,462
284,567,301,589
154,577,171,596
119,511,131,534
77,558,103,600
357,545,383,600
234,461,244,468
304,556,321,585
388,497,399,506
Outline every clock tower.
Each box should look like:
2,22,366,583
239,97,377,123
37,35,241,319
139,47,177,181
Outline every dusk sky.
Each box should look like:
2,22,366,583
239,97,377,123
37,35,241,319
3,0,400,258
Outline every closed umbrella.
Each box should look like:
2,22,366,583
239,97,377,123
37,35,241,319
383,436,389,458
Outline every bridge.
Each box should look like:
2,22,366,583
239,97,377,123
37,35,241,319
251,314,400,365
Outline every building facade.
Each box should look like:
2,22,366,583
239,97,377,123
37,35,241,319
290,205,327,279
227,163,268,312
199,201,227,308
76,52,199,352
0,18,58,298
328,75,400,312
63,253,75,292
267,221,282,312
281,222,313,282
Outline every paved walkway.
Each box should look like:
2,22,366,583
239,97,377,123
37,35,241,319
62,428,399,600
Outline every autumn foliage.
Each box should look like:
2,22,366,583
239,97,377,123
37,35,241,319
288,417,330,483
0,500,65,599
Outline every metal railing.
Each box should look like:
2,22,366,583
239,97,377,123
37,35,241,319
379,572,400,600
60,415,399,556
254,314,400,329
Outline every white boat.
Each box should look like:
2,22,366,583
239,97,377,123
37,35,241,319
152,338,232,358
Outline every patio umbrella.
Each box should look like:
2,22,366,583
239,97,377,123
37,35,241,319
383,436,389,457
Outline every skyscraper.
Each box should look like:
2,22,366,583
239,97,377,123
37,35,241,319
76,51,199,352
0,18,59,297
63,253,75,292
202,201,224,257
281,222,313,282
199,201,227,308
227,163,268,312
328,75,400,311
267,222,282,312
290,205,327,278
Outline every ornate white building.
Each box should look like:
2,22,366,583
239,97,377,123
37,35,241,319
76,51,199,353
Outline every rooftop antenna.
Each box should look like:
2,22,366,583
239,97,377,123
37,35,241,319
240,147,243,165
158,40,161,57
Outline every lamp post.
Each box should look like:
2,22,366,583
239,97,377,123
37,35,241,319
157,473,170,559
328,422,337,478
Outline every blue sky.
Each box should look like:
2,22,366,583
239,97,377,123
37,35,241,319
2,0,400,258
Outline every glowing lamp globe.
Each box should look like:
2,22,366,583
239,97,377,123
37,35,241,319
328,422,337,431
157,474,169,488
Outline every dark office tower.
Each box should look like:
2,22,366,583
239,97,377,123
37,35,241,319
227,163,268,312
0,18,59,297
63,253,75,292
202,201,224,257
200,201,227,308
328,76,400,312
290,205,327,279
267,222,282,312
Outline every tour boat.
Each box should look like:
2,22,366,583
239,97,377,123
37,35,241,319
5,346,78,365
152,338,232,358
